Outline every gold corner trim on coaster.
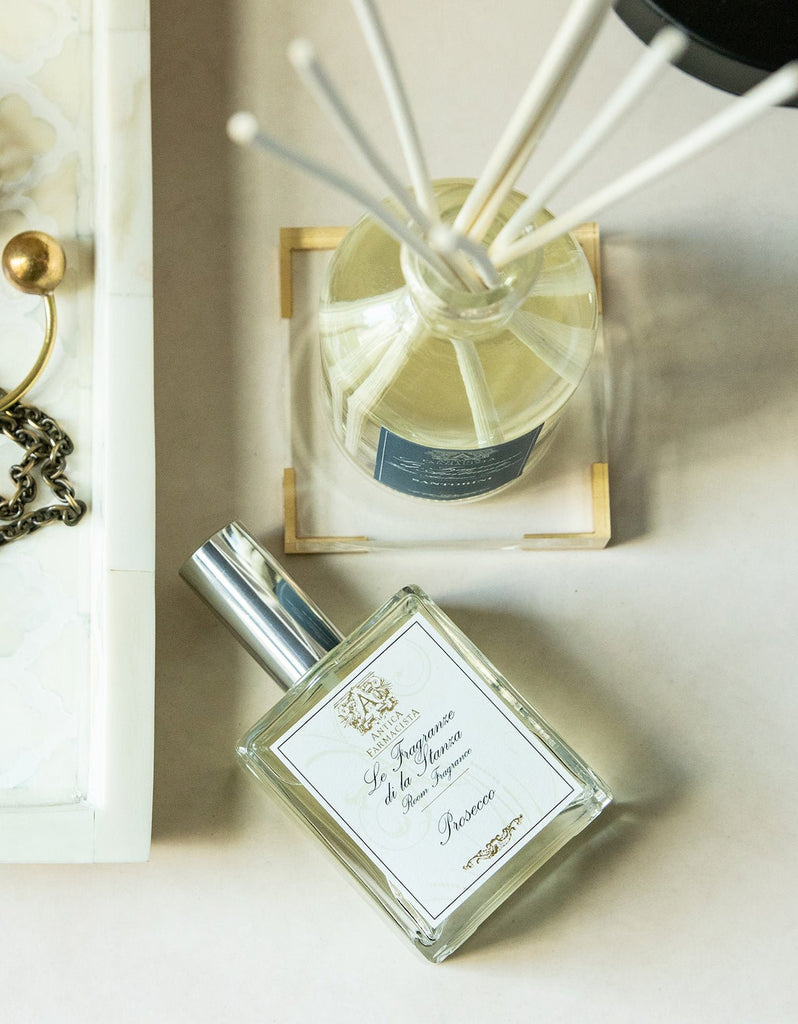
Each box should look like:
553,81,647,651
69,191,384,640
279,223,602,318
283,463,611,553
521,462,611,549
283,468,370,554
572,222,602,315
280,227,348,318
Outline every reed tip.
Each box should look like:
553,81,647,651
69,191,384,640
227,111,259,145
428,223,459,255
287,38,316,70
654,26,690,61
781,60,798,90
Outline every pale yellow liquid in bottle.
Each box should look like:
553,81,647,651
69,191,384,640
319,180,598,496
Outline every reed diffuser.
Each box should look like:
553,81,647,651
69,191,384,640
228,0,798,501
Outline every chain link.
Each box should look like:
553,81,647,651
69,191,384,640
0,391,87,546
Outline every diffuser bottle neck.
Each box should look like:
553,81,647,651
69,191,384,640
397,178,545,340
400,242,542,340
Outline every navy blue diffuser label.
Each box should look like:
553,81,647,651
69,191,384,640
375,425,543,500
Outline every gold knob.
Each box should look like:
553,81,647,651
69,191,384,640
2,230,66,295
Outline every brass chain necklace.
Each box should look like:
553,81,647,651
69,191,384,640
1,231,87,546
0,392,86,545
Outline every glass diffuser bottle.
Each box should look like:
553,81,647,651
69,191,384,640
181,522,612,962
318,179,599,501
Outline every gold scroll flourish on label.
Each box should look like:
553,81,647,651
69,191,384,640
463,815,524,870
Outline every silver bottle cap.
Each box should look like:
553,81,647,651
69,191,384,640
179,521,344,690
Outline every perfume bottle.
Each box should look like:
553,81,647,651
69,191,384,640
181,522,611,962
318,179,599,502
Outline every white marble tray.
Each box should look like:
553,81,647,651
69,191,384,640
0,1,153,861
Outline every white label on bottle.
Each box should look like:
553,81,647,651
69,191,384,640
271,614,580,925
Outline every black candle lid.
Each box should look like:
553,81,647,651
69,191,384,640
615,0,798,106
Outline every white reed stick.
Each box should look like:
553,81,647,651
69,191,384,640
319,291,404,426
454,0,613,243
350,0,438,222
492,61,798,268
226,111,460,286
338,295,506,450
450,338,504,445
345,318,425,454
287,38,430,232
421,227,505,438
508,309,594,386
491,26,689,256
429,223,502,289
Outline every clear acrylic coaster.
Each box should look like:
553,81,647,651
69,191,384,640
281,224,609,553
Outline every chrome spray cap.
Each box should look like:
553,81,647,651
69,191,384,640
180,522,343,690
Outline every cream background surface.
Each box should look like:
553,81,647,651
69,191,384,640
2,1,798,1020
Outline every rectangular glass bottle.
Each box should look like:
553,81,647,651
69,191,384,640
237,583,611,963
